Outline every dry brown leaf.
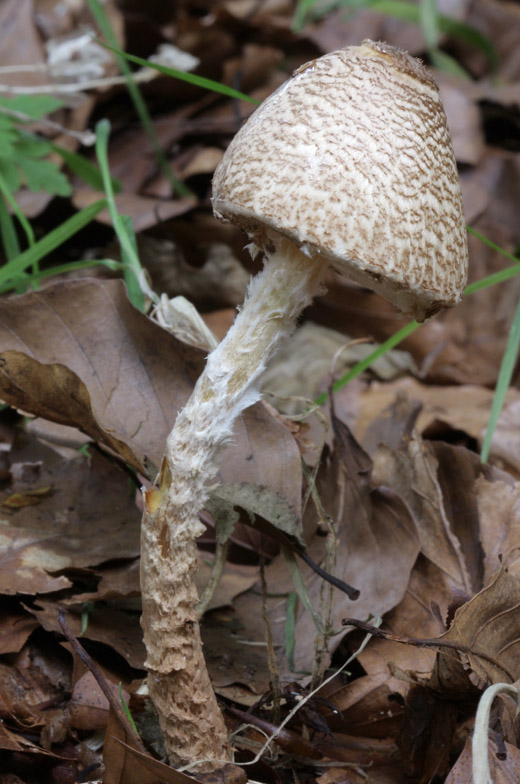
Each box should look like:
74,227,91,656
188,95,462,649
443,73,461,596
0,279,302,513
0,451,140,595
372,422,520,595
73,559,141,603
318,671,405,740
0,350,145,473
487,399,520,476
445,735,520,783
440,566,520,685
356,377,520,456
0,608,39,654
476,474,520,580
201,611,272,694
317,767,404,784
356,555,453,688
104,727,244,784
30,601,146,670
72,191,197,232
194,557,258,611
233,418,420,675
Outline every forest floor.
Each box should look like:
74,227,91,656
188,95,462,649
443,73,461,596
1,1,520,782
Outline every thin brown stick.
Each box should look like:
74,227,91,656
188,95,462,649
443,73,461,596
343,617,515,682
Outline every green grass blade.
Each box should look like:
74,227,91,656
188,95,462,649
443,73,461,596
481,299,520,463
420,0,441,50
439,15,498,69
282,545,323,635
467,226,520,266
285,591,297,671
0,170,35,251
0,195,21,260
316,260,520,406
465,265,520,296
51,142,122,193
119,682,139,736
100,41,260,105
119,214,144,310
95,119,144,311
315,320,420,406
0,258,124,294
0,199,106,287
429,47,471,78
87,0,193,198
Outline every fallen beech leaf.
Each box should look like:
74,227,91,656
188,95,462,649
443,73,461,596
211,482,305,549
194,557,258,612
445,735,520,783
440,567,520,685
356,554,453,689
72,190,197,232
73,559,141,603
356,377,520,455
0,280,203,475
0,350,144,473
476,475,520,580
0,608,39,654
31,601,146,670
69,663,130,733
0,451,140,595
317,765,404,784
372,436,474,593
318,671,405,739
201,611,272,694
0,279,302,511
106,734,245,784
2,485,53,508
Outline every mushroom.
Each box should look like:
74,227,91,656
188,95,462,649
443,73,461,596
140,39,468,769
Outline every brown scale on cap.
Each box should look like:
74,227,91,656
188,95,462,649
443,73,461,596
213,39,468,321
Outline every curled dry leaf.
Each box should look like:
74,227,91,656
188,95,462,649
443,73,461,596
0,279,302,510
440,566,520,686
356,377,520,456
372,435,477,594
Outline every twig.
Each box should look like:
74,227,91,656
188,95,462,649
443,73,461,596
343,618,515,682
57,606,146,751
0,68,157,95
0,104,96,145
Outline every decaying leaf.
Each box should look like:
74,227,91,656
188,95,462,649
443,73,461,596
445,735,520,783
0,279,302,512
440,566,520,686
0,451,140,595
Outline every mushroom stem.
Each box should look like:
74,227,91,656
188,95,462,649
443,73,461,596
140,237,328,768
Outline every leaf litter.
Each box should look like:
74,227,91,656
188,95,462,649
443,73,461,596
1,0,520,782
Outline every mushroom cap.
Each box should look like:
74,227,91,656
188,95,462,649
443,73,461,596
212,40,468,322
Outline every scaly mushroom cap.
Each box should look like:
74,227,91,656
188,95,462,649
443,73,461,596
212,40,468,322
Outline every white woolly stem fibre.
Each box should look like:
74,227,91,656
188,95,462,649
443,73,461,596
140,236,329,768
164,236,329,540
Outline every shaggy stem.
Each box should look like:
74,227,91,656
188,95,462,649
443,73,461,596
140,237,328,768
